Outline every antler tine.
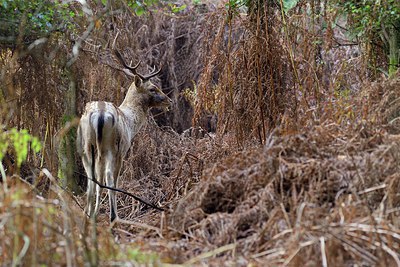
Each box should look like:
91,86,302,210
113,49,161,81
113,49,141,72
140,66,162,81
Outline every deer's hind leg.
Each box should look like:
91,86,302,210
105,153,122,222
94,153,105,218
82,144,96,219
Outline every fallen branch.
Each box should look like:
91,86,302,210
87,176,164,212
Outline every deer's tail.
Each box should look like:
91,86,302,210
90,111,116,151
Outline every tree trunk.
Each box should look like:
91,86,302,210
57,66,80,194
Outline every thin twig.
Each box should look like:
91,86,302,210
183,243,236,266
115,218,161,234
87,176,164,211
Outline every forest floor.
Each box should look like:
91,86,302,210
115,75,400,266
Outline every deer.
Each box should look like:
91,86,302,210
77,50,171,222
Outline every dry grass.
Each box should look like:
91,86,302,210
164,108,400,265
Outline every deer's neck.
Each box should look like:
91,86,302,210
118,86,148,141
120,84,148,110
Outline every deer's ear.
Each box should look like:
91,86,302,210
134,75,142,87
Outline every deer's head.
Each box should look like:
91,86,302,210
131,74,171,109
114,50,171,110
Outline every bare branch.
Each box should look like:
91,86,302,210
87,175,164,212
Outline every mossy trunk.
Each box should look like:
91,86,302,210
58,67,80,193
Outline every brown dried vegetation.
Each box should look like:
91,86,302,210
1,1,400,266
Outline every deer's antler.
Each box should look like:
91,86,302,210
113,49,161,81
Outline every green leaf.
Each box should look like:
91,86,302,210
144,0,156,6
283,0,299,13
1,0,8,9
0,133,8,161
135,6,145,16
31,137,42,153
0,128,42,167
170,4,187,13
